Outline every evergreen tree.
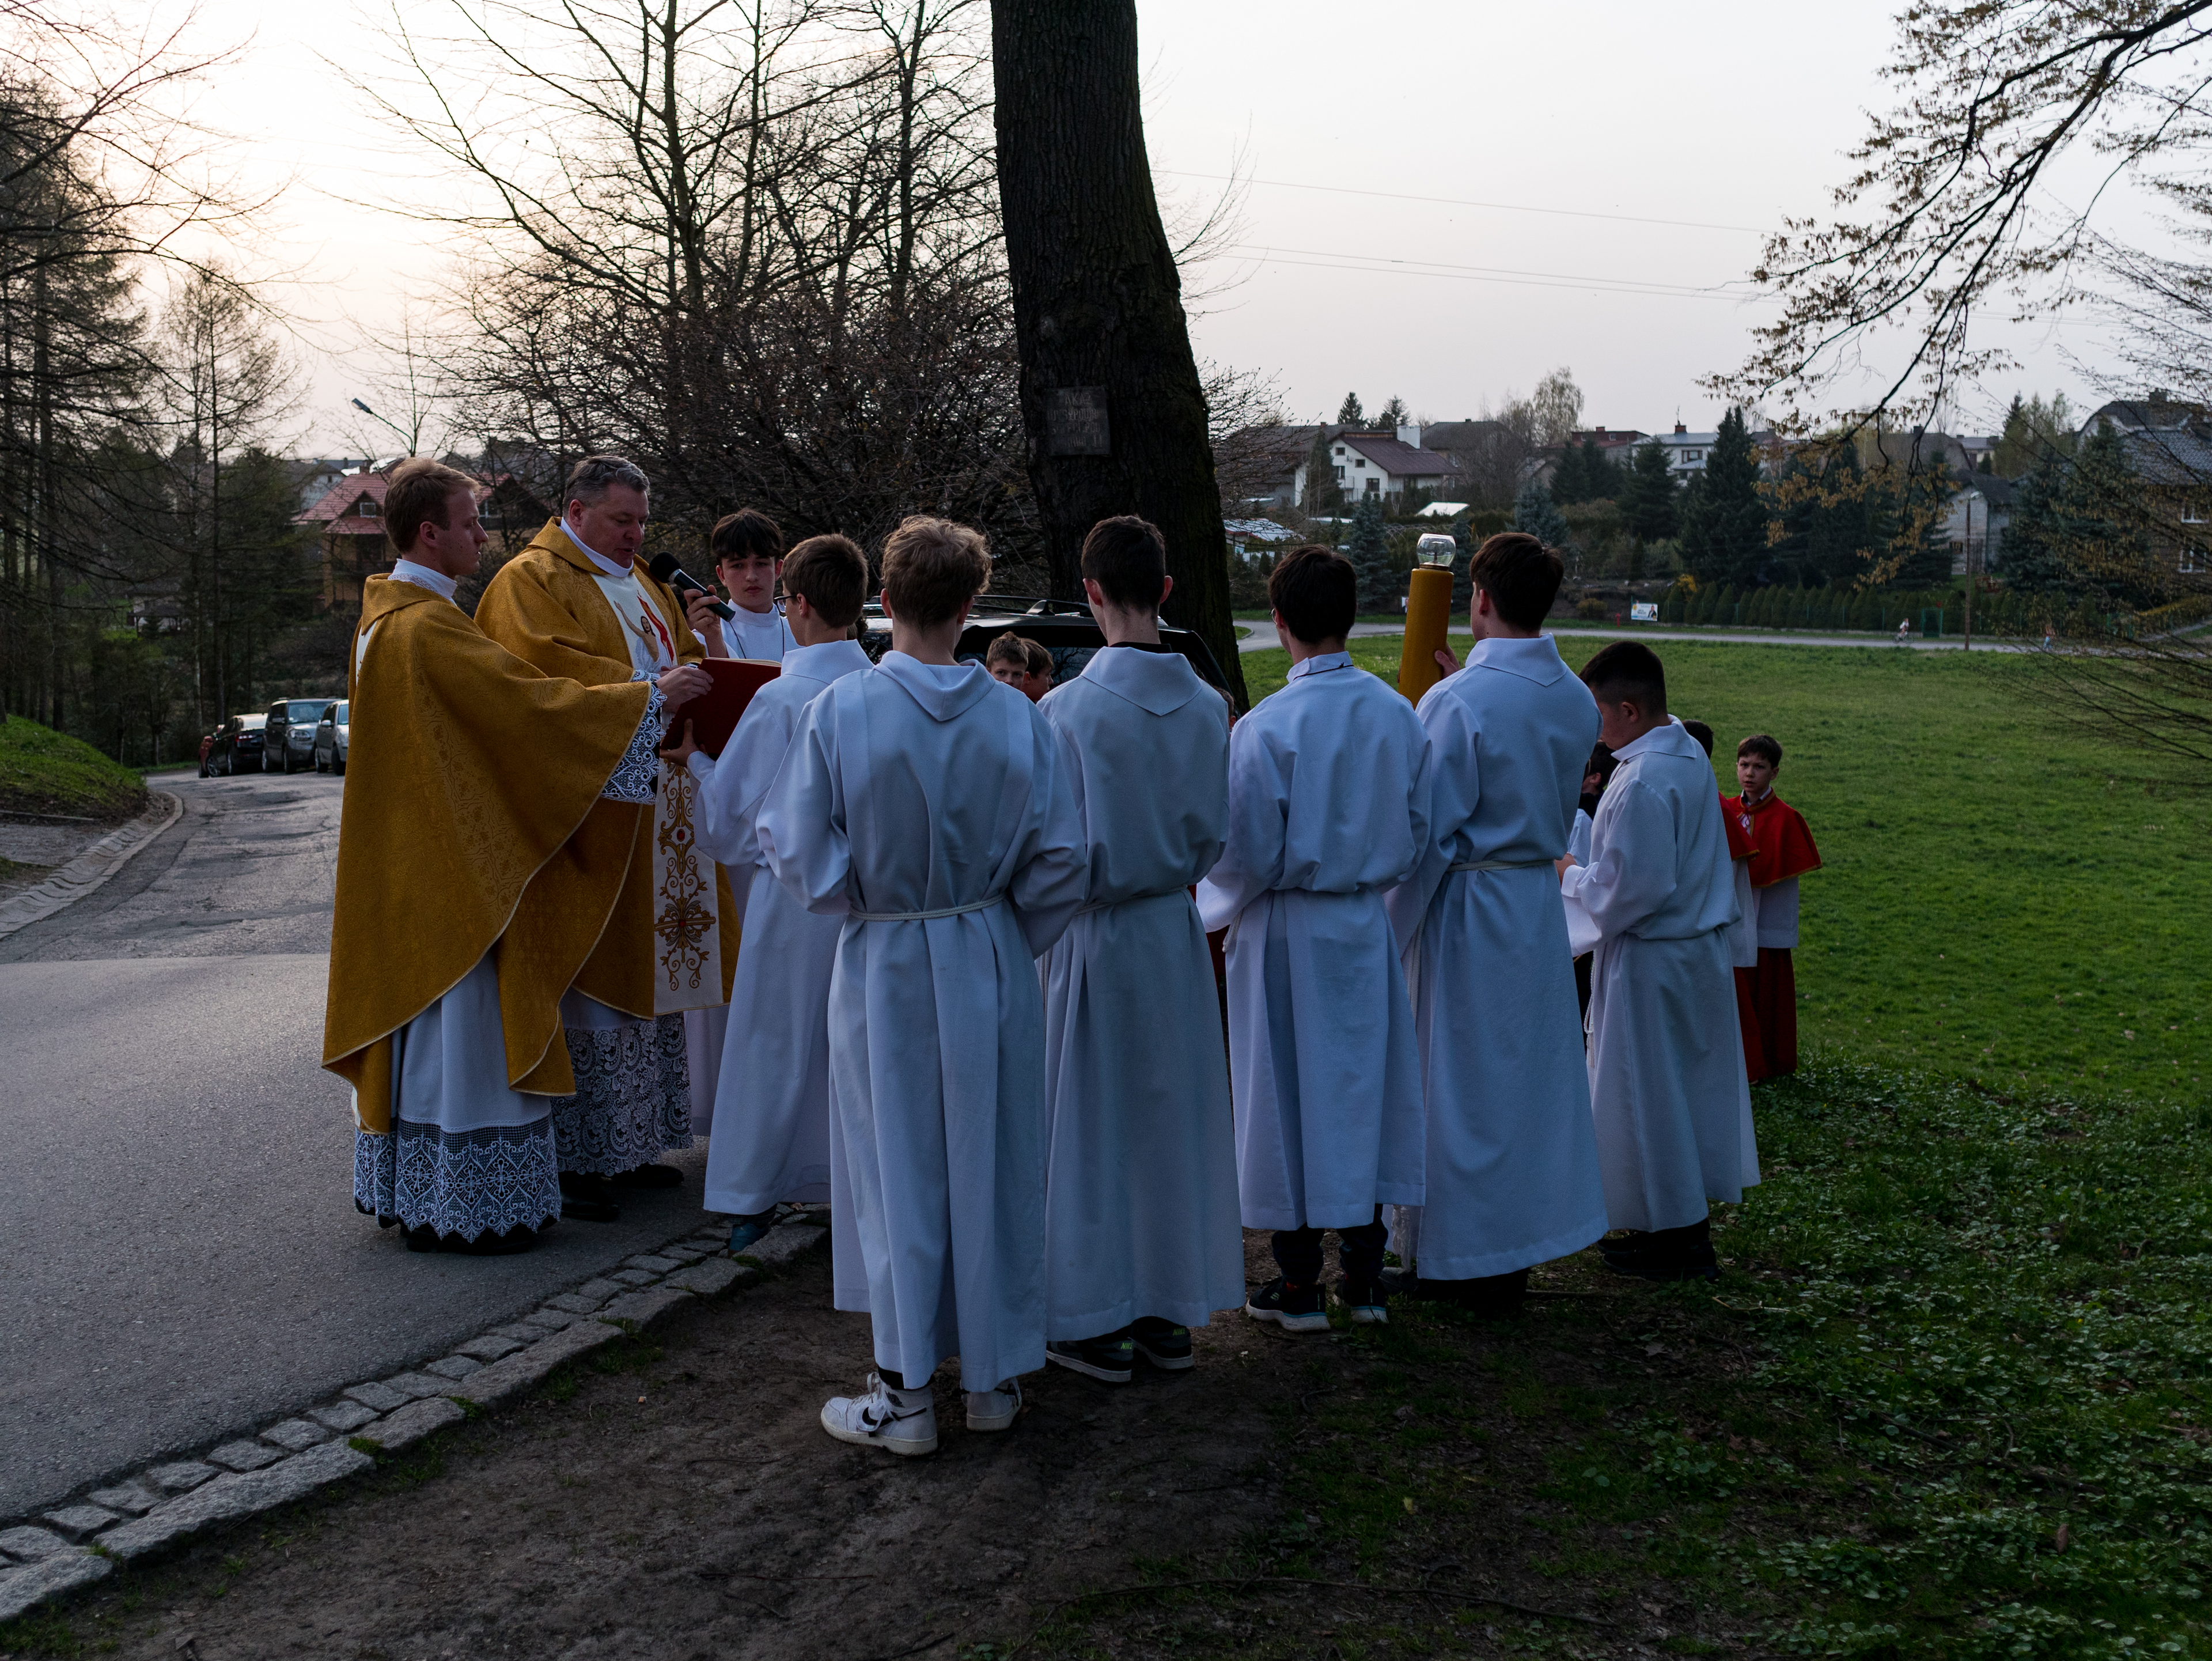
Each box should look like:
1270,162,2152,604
1550,441,1590,505
1337,391,1366,426
1588,438,1626,499
1995,445,2071,596
1512,477,1571,551
1619,439,1677,543
1449,513,1477,610
1771,447,1872,588
1677,407,1770,586
1302,425,1336,514
1345,493,1396,612
1374,394,1410,432
1887,458,1960,588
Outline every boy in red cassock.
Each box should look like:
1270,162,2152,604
1722,732,1821,1080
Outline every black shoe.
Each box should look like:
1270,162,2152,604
1379,1265,1419,1297
1599,1225,1717,1282
609,1162,683,1189
1131,1316,1195,1371
1245,1278,1329,1333
559,1171,622,1221
402,1223,441,1253
1425,1267,1530,1317
1336,1276,1388,1325
1047,1330,1135,1383
448,1224,543,1255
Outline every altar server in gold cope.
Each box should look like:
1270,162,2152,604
324,458,706,1254
1382,532,1606,1316
1035,516,1241,1384
474,456,740,1221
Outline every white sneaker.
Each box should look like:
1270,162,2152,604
820,1374,938,1456
965,1377,1022,1432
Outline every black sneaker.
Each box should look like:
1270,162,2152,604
1047,1331,1134,1383
1131,1317,1195,1371
1245,1278,1329,1334
609,1162,683,1189
1599,1229,1718,1282
1336,1276,1389,1326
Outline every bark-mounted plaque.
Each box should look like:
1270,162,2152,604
1045,385,1111,456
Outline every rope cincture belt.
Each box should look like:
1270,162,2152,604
1446,857,1555,873
849,891,1008,922
1075,884,1189,917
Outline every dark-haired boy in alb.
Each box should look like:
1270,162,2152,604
1722,733,1821,1080
1382,533,1605,1315
1035,516,1241,1383
700,507,798,661
668,535,876,1254
1196,545,1431,1331
1558,642,1757,1281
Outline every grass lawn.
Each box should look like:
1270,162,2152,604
1035,1065,2212,1660
0,715,149,819
1240,638,2212,1102
1043,639,2212,1659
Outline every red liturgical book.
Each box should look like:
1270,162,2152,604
664,659,781,759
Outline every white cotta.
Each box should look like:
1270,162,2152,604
688,638,874,1235
1035,646,1243,1338
1382,635,1609,1280
723,605,798,663
1195,652,1431,1232
758,651,1086,1391
1559,718,1758,1232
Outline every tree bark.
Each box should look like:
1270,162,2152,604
990,0,1245,705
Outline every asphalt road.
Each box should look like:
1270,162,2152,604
0,770,711,1520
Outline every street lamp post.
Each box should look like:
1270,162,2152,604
350,398,414,454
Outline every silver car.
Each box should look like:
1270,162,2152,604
313,699,350,776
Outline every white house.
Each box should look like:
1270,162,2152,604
1330,426,1453,502
1656,423,1720,480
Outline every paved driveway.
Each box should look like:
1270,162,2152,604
0,771,711,1519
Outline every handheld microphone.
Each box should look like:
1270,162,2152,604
647,552,736,622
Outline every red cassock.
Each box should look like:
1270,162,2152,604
1721,791,1821,1081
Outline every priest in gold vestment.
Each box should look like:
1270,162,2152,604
473,455,740,1221
324,459,707,1253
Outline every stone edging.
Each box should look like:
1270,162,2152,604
0,1217,829,1623
0,790,183,942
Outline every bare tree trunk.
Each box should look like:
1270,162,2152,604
989,0,1244,703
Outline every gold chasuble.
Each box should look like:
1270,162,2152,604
321,577,655,1133
474,520,740,1017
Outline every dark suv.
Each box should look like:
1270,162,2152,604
857,595,1235,705
209,714,267,775
265,698,334,774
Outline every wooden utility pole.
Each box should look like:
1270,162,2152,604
990,0,1247,705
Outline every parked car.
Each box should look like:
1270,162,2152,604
265,698,334,774
313,700,350,775
209,714,267,775
856,595,1236,705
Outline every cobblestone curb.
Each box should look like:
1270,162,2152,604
0,790,182,942
0,1215,830,1624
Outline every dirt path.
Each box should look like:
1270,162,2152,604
60,1247,1286,1661
27,1229,1779,1661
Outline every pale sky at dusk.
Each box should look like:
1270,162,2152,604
161,0,2149,453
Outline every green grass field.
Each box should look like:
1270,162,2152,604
0,714,150,819
1240,638,2211,1103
